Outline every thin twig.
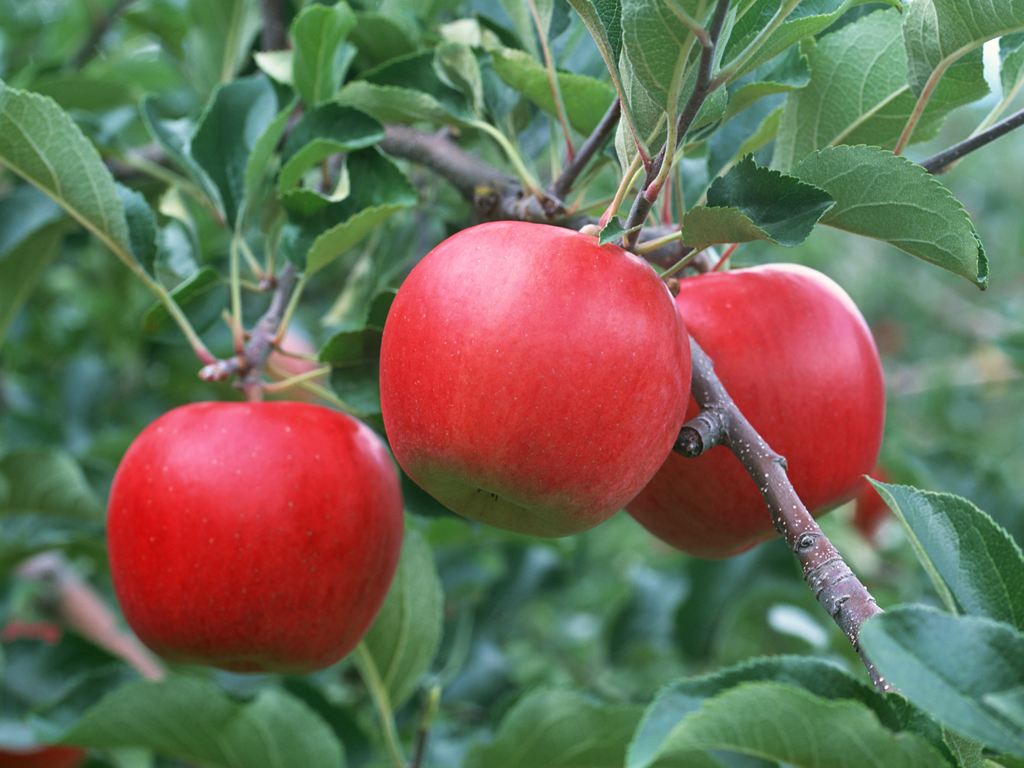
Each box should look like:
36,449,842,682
259,0,288,51
676,339,890,692
622,0,731,249
550,99,621,201
70,0,137,69
17,553,165,680
198,262,299,397
921,107,1024,174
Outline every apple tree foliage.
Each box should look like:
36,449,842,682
1,0,1023,766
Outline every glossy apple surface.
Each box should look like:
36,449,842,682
628,264,885,558
380,221,691,536
0,747,85,768
107,402,403,672
854,467,890,543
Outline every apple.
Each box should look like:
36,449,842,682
853,467,891,543
107,402,404,673
628,264,885,558
0,747,85,768
379,221,691,536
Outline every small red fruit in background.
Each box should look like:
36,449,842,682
628,264,885,558
0,747,85,768
0,624,86,768
107,402,403,673
854,467,891,544
380,221,691,537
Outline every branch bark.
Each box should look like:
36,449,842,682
17,552,165,680
921,106,1024,174
198,262,299,396
259,0,288,51
70,0,137,69
549,99,621,201
677,338,891,692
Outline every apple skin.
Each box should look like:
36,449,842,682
107,402,403,673
0,747,85,768
627,264,885,558
854,467,890,543
380,221,691,537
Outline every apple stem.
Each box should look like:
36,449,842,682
353,642,408,768
16,552,166,681
677,338,892,692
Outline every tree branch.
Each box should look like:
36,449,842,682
549,99,621,201
70,0,137,69
198,262,299,396
921,106,1024,174
17,552,165,680
259,0,288,51
622,0,731,249
676,338,891,692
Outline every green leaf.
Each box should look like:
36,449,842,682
598,217,641,246
725,0,894,78
792,145,988,287
253,49,294,86
903,0,1024,96
277,105,384,215
348,12,418,68
465,690,644,768
141,267,225,340
491,47,616,134
62,676,345,768
243,96,298,198
1001,33,1024,97
140,97,224,215
0,186,63,345
280,150,416,276
435,42,484,116
570,0,623,64
183,0,261,95
191,74,279,226
291,1,357,107
871,482,1024,629
0,450,101,519
620,0,701,115
631,681,951,768
726,45,810,118
116,185,159,277
321,326,384,416
860,605,1024,758
681,155,833,249
360,529,444,708
337,51,472,125
628,655,933,768
0,80,139,267
774,9,987,169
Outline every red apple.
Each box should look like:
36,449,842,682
854,467,891,543
0,747,85,768
379,221,691,536
628,264,885,558
107,402,403,673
